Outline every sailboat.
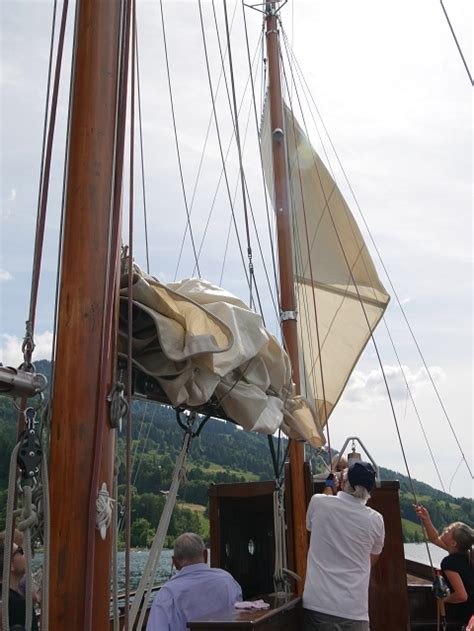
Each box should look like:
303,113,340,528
0,1,471,630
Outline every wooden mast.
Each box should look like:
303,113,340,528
265,3,308,591
48,1,130,629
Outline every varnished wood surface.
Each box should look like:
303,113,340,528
48,1,126,628
367,482,411,631
187,593,301,629
265,8,308,594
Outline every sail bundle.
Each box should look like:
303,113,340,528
119,266,324,446
261,102,390,428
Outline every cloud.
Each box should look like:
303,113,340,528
0,331,53,367
0,269,13,281
344,364,445,405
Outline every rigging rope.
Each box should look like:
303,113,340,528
173,0,239,280
241,5,281,313
223,0,255,307
196,0,249,284
159,0,201,277
11,11,68,600
278,28,333,461
39,446,50,631
382,318,446,492
281,27,472,481
128,424,193,630
277,22,439,572
124,2,138,625
439,0,473,85
134,19,151,274
111,450,120,631
26,0,67,351
1,443,21,631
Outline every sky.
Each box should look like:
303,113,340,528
0,1,472,498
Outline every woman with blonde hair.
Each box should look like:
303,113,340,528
415,505,473,628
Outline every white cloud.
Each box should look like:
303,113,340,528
0,269,13,281
0,331,53,367
345,364,445,405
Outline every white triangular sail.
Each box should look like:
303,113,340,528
261,101,390,427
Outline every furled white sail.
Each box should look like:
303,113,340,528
261,102,390,427
119,266,325,446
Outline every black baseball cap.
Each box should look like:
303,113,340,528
347,461,376,491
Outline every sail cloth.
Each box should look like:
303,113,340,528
261,102,390,427
118,266,325,447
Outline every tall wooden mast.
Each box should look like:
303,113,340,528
265,2,308,591
48,1,130,629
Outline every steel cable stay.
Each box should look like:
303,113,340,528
252,14,440,580
196,0,277,325
195,0,250,286
177,4,280,323
134,15,151,275
291,209,320,421
196,0,286,317
381,317,447,493
223,0,256,307
286,106,333,462
0,3,69,630
123,0,139,624
128,412,205,631
241,2,281,317
439,0,473,86
280,29,379,308
275,17,444,577
25,0,65,357
193,30,262,287
174,0,240,281
278,33,335,462
122,3,290,564
158,0,201,277
280,32,471,578
280,27,472,483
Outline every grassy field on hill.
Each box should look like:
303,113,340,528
0,365,472,545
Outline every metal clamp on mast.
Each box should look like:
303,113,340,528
0,364,47,405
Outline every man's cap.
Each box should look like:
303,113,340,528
347,461,376,491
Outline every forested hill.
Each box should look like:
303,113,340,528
0,360,472,544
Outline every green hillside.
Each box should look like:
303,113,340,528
0,360,472,545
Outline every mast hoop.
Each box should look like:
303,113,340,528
280,309,297,322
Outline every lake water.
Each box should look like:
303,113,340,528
32,549,175,593
404,542,445,568
32,543,444,593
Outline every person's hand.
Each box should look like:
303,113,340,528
414,504,429,521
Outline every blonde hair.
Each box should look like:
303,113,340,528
449,522,474,553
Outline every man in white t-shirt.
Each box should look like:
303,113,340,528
303,461,385,630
